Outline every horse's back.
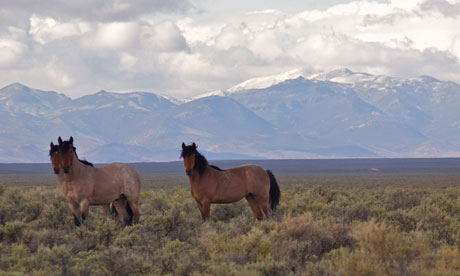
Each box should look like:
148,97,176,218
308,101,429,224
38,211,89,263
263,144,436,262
227,164,270,192
228,164,267,178
97,163,141,196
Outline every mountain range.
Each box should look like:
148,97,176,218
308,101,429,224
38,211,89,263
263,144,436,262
1,68,460,163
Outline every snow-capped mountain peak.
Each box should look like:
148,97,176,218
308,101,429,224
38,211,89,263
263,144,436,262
183,90,226,103
311,68,376,85
227,68,305,93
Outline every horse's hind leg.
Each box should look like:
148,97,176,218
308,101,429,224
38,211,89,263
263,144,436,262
252,194,270,217
113,198,130,226
101,204,118,219
258,199,270,217
246,194,263,220
127,200,140,224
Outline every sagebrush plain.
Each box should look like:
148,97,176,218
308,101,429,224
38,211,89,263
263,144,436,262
1,159,460,275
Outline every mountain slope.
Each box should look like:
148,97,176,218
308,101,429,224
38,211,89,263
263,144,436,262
1,67,460,162
229,77,427,156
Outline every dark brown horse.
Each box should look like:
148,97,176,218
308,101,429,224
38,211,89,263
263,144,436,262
181,142,280,220
55,136,141,226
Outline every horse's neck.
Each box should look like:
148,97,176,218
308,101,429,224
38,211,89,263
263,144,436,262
69,154,92,180
190,166,222,183
189,168,204,183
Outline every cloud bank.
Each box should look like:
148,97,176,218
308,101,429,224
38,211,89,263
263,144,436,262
0,0,460,98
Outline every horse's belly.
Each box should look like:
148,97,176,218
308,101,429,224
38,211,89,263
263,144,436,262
89,192,120,205
212,198,243,204
212,190,246,204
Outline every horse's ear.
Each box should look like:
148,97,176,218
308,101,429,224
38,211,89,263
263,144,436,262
192,142,197,148
69,136,73,144
50,142,54,148
182,142,186,149
58,136,63,145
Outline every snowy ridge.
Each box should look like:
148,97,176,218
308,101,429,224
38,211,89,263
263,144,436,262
183,90,225,102
227,68,304,92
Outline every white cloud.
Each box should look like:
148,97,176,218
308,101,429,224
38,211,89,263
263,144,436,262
119,52,138,71
81,22,139,50
0,39,27,68
2,0,195,22
1,0,460,98
214,24,249,50
29,15,91,44
140,21,189,52
45,59,74,88
390,0,421,11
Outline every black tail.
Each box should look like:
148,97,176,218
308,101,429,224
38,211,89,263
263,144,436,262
126,202,134,226
267,170,280,212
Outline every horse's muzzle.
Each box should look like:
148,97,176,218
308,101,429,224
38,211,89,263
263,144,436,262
185,169,192,176
63,167,70,174
53,168,60,174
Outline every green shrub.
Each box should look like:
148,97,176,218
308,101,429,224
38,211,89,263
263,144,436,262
329,220,429,276
385,210,417,232
414,205,459,247
211,201,251,222
33,245,74,276
22,201,44,223
40,196,72,230
0,221,28,244
247,259,290,276
344,202,372,223
384,189,421,211
270,213,354,270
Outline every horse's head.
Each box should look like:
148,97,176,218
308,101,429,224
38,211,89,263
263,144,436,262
59,136,74,174
181,142,198,176
49,140,61,174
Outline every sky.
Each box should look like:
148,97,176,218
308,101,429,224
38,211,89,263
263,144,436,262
1,0,460,98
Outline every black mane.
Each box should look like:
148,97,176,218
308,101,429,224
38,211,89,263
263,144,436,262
209,165,224,171
74,147,94,167
194,153,208,175
79,159,94,167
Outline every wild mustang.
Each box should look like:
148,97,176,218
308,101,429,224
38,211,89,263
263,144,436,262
180,142,280,220
49,139,119,221
53,136,141,226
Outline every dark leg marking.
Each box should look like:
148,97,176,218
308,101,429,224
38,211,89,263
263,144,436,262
74,215,81,227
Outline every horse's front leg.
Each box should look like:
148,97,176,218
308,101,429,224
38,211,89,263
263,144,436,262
80,199,90,225
196,198,211,220
68,201,82,227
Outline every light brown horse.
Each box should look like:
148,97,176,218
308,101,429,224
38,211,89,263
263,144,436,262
49,139,115,222
56,136,141,226
181,142,280,220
